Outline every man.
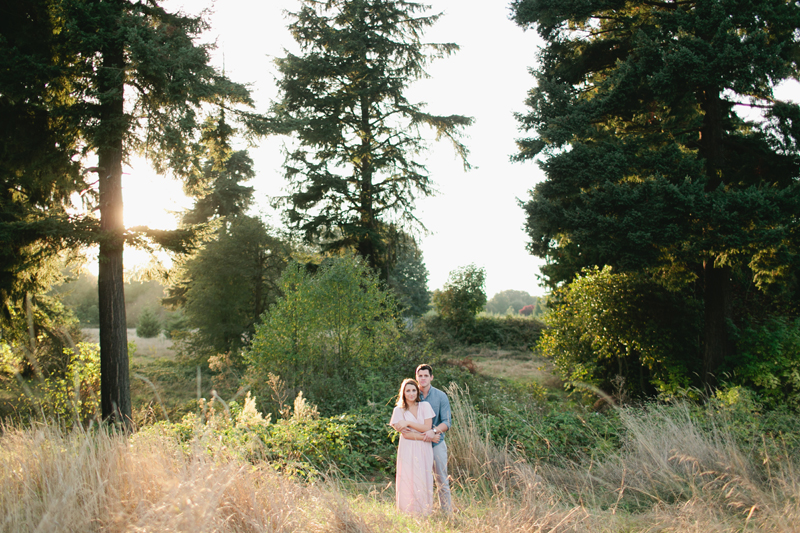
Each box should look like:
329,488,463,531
407,363,453,513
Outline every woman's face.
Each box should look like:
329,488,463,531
404,383,418,405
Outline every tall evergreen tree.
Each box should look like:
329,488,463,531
0,0,89,316
512,0,800,387
180,111,255,226
7,0,255,424
272,0,472,277
384,228,430,317
179,216,291,359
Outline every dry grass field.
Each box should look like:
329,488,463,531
4,336,798,531
2,388,799,532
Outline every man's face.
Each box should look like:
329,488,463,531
416,369,432,390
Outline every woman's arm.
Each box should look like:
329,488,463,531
397,417,432,434
400,430,429,441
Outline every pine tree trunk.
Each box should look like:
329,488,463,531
97,7,131,426
358,93,380,275
699,89,731,389
703,261,731,387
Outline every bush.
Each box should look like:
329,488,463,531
37,342,101,424
244,256,412,415
432,264,487,338
728,316,800,408
466,315,545,347
538,266,702,399
145,392,398,480
136,308,161,338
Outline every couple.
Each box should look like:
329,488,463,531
389,364,453,516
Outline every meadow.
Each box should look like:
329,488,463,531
2,340,799,533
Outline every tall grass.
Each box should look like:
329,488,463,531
445,383,800,531
0,422,355,532
2,392,799,532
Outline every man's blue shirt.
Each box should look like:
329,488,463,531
420,386,451,447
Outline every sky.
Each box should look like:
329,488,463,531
122,0,549,298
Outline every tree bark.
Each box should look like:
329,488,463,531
702,261,731,387
97,6,131,426
358,92,381,276
699,89,732,389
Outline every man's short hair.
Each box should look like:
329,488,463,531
416,363,433,376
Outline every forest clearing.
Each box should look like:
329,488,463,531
3,338,800,532
3,0,800,531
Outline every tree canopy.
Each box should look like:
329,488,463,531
512,0,800,386
2,0,256,423
272,0,472,277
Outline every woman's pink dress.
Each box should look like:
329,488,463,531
390,401,435,515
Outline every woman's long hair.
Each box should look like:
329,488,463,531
396,378,421,409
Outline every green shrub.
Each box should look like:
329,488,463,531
466,315,545,347
728,316,800,409
432,264,487,338
538,266,702,399
136,308,161,338
38,342,101,424
142,393,398,480
245,257,412,415
162,310,189,339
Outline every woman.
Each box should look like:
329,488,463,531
390,378,435,515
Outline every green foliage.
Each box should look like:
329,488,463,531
729,317,800,408
145,393,397,480
171,216,291,361
538,266,702,399
512,0,800,386
135,308,161,339
0,283,81,380
419,313,544,349
162,310,189,339
36,342,101,424
467,315,545,347
432,264,487,337
245,256,408,415
386,234,430,317
272,0,471,273
485,289,539,315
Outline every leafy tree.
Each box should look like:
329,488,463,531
485,289,538,315
432,264,487,336
176,216,291,360
519,305,534,317
272,0,472,277
135,308,161,339
512,0,800,387
538,267,702,399
245,256,404,415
